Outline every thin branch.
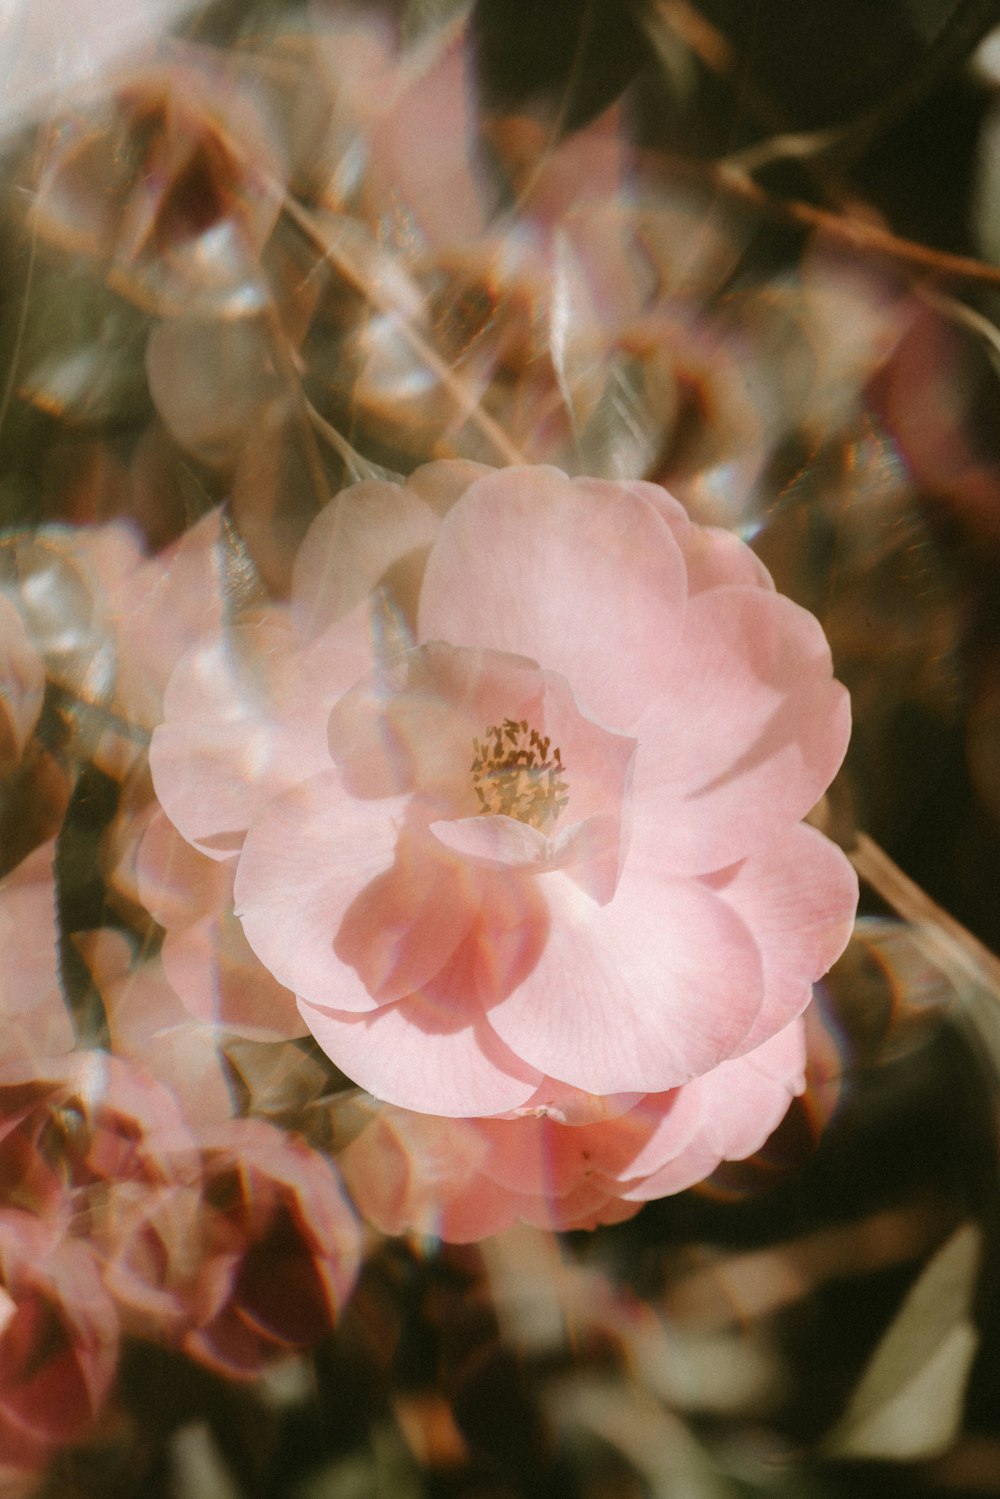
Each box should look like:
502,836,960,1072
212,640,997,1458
674,149,1000,287
849,831,1000,999
280,193,526,467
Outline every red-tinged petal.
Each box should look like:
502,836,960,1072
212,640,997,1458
235,772,478,1011
486,864,764,1096
631,585,851,874
417,466,687,730
707,823,858,1052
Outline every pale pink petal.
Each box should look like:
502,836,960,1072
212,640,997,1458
431,814,550,866
162,914,307,1041
151,601,372,857
408,460,492,515
617,481,773,593
361,23,493,252
511,1079,645,1124
631,585,851,873
135,809,304,1040
678,524,776,595
417,467,688,729
486,864,764,1095
337,1104,505,1239
151,614,304,857
707,823,858,1051
299,984,542,1117
235,772,479,1011
431,812,625,905
592,1085,708,1184
292,475,441,639
0,843,74,1062
96,951,237,1127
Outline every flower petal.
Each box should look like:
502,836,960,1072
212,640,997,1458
621,1020,806,1199
235,772,478,1011
486,863,764,1095
707,823,858,1051
417,466,687,729
299,988,542,1116
632,585,851,873
151,603,374,858
292,474,441,639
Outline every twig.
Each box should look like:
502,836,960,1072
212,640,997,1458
280,193,526,466
849,831,1000,998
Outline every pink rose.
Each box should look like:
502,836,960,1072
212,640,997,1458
0,1212,119,1473
102,1119,363,1378
339,1021,809,1241
154,465,857,1123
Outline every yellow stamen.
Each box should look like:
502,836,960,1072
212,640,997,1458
470,718,568,832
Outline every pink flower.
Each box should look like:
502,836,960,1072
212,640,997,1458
154,465,857,1121
32,52,285,318
0,1212,119,1473
102,1118,363,1378
339,1021,808,1241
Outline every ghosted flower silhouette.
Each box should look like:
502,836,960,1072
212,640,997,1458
154,464,857,1122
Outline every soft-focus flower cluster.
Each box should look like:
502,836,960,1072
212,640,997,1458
0,790,361,1486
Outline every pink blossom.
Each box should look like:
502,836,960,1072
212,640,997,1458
0,1050,199,1200
32,52,286,317
154,464,857,1122
0,1212,119,1473
102,1118,363,1378
339,1021,807,1241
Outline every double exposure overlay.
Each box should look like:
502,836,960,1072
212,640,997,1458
2,1,1000,1495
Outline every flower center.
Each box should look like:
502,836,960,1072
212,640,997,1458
470,719,569,832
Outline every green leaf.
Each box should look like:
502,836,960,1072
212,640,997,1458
823,1223,982,1460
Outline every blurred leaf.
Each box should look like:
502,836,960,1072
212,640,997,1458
823,1222,982,1460
400,0,471,45
291,1423,423,1499
550,1376,736,1499
220,1035,333,1123
14,263,151,428
167,1423,246,1499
